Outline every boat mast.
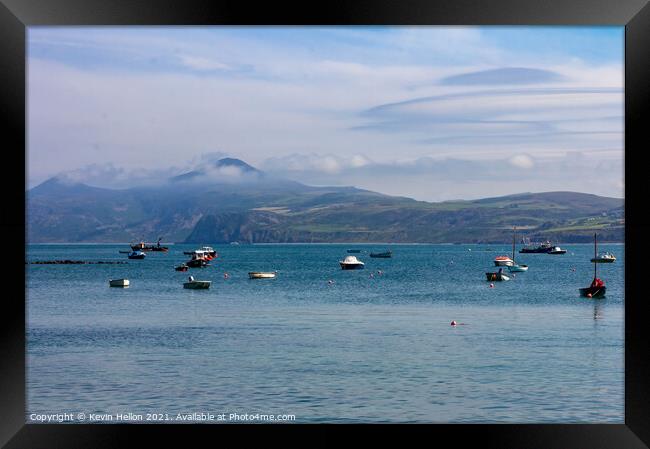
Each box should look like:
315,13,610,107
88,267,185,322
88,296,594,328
512,226,516,261
594,233,597,280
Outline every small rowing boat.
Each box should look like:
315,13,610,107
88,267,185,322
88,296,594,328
109,278,129,287
183,276,211,289
486,269,510,281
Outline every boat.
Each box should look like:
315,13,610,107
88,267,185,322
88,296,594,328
493,255,514,266
548,246,567,255
508,226,529,272
186,257,209,268
248,271,277,279
369,250,392,258
175,263,189,271
519,240,553,253
127,250,146,259
347,249,362,253
580,233,606,298
340,255,365,270
486,269,510,281
131,238,169,252
183,247,217,260
591,252,616,263
109,278,129,287
183,276,211,289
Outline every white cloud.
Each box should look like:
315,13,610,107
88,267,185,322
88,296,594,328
509,154,535,169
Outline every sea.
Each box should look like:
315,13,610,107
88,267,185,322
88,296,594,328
26,243,624,423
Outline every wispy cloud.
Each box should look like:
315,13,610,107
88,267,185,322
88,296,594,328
27,26,624,199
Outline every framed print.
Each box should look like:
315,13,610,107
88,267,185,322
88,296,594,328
2,0,649,447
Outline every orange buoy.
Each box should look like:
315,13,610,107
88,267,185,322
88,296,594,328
451,320,457,326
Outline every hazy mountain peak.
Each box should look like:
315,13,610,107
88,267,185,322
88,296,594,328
213,158,260,173
171,158,263,183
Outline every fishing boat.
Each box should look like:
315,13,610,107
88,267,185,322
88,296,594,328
183,247,217,260
127,250,146,259
175,263,189,272
519,240,553,253
131,238,169,252
183,276,211,289
493,255,514,266
580,233,606,298
369,250,392,258
347,249,362,253
486,268,510,281
508,226,529,272
340,255,365,270
248,271,277,279
109,278,129,287
548,246,567,255
591,252,616,263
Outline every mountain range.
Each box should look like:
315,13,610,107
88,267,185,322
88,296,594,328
27,158,624,244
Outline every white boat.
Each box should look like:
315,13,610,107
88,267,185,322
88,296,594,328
508,226,529,272
109,278,130,287
591,252,616,263
249,271,277,279
183,247,216,260
493,255,514,266
340,255,365,270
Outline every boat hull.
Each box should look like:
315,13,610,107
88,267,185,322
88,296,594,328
548,250,566,255
591,258,615,263
183,281,211,289
507,264,529,272
109,279,129,287
579,286,606,298
494,260,514,266
340,263,365,270
186,259,209,268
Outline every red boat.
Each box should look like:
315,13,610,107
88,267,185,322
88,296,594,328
579,233,606,298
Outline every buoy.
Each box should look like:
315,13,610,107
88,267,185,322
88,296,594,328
451,320,457,326
489,283,494,288
224,273,229,279
328,279,334,284
587,293,593,298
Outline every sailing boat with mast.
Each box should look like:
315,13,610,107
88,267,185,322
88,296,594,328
579,233,606,298
508,226,529,272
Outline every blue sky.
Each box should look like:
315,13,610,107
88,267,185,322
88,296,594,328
27,26,624,200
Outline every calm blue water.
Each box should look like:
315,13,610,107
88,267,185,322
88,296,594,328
26,243,624,423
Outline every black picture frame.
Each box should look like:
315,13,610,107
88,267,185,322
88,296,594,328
2,0,649,447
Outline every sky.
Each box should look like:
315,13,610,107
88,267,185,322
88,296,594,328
27,26,624,201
